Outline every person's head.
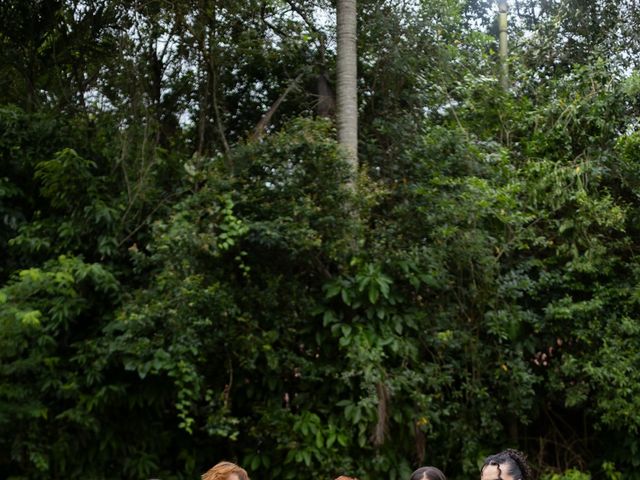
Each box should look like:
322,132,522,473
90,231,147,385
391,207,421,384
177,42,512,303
410,466,447,480
202,461,249,480
481,449,532,480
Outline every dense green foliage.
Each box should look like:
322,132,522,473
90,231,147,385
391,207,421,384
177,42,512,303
2,0,640,479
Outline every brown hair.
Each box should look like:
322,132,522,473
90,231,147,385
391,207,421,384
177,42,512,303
335,476,358,480
202,461,249,480
410,466,447,480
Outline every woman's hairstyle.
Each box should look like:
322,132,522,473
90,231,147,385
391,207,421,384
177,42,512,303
410,466,447,480
202,461,249,480
482,449,532,480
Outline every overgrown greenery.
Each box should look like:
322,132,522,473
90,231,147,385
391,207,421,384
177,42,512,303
2,0,640,479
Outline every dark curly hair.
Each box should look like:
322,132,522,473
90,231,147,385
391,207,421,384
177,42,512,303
481,449,532,480
410,466,447,480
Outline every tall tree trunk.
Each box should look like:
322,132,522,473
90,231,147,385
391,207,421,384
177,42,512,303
336,0,358,183
207,4,230,156
498,0,509,90
197,61,208,156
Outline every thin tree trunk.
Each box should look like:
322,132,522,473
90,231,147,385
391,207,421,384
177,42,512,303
250,74,303,142
498,0,509,90
207,4,230,155
211,63,230,155
336,0,358,183
197,62,208,156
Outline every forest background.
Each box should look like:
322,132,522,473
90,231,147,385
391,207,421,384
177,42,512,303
2,0,640,479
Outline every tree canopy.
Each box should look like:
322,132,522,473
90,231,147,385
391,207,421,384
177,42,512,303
2,0,640,479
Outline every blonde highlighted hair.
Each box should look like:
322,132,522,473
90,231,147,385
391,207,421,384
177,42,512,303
202,461,249,480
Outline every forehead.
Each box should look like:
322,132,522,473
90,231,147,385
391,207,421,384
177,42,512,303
228,474,240,480
481,464,514,480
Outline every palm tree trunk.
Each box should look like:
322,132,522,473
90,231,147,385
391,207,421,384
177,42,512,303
336,0,358,183
498,0,509,90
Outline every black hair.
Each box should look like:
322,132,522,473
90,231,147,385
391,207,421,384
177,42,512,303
482,449,532,480
410,466,447,480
